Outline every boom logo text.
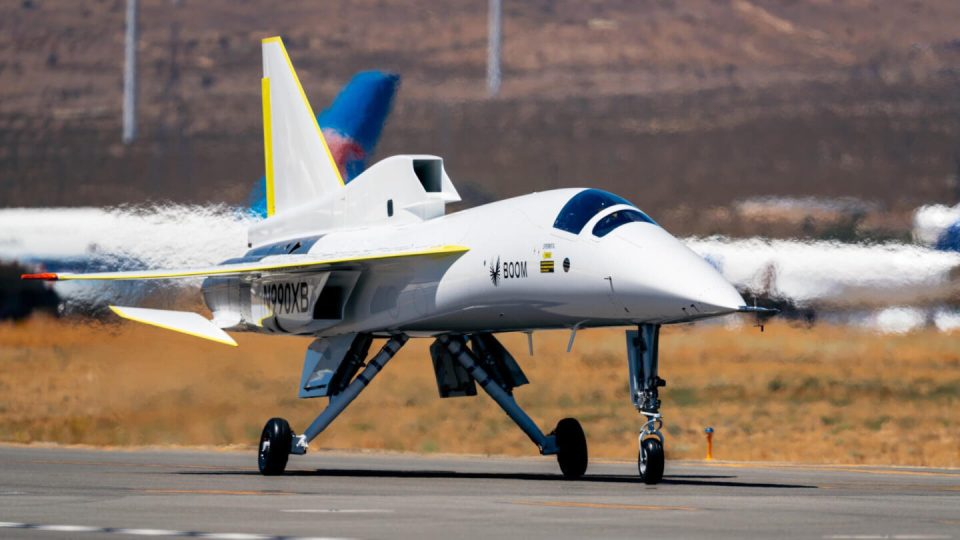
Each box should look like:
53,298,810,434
489,256,528,286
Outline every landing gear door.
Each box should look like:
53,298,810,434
300,334,356,399
626,324,660,410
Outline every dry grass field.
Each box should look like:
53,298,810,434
1,316,958,467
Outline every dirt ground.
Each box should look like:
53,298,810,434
1,316,957,467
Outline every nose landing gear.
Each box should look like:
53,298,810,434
628,324,666,484
638,415,665,484
639,435,665,484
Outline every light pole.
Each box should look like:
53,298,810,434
486,0,501,97
122,0,139,143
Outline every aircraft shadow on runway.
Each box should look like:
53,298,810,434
180,469,815,489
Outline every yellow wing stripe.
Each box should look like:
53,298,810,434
55,245,470,281
261,77,276,217
109,306,238,347
261,36,345,187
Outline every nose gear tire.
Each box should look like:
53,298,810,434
258,417,292,475
554,418,588,479
638,437,664,484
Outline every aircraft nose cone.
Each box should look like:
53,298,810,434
650,254,744,317
687,276,745,314
607,224,745,320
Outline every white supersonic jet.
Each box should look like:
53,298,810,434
24,37,767,484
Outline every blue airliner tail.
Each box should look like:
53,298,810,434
936,222,960,252
249,70,400,217
319,71,400,181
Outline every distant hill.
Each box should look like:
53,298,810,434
2,0,959,235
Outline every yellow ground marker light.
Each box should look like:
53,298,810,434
511,501,695,512
704,426,714,461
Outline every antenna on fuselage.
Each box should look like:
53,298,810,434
566,322,585,353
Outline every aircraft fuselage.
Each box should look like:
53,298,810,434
203,188,745,336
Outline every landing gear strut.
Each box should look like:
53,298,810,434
436,335,588,479
257,334,409,475
627,324,665,484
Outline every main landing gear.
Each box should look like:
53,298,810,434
257,334,408,475
628,324,665,484
257,332,589,479
258,327,663,483
435,335,588,479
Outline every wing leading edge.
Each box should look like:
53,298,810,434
22,245,469,281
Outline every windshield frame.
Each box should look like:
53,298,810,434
552,189,638,235
591,208,659,237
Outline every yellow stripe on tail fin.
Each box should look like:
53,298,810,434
261,76,276,216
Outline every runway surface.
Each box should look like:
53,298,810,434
0,445,957,540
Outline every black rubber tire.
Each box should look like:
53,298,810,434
258,417,292,476
554,418,588,479
638,437,664,484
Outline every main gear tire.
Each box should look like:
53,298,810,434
258,417,292,476
554,418,588,479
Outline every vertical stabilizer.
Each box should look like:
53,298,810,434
249,70,400,217
261,37,344,217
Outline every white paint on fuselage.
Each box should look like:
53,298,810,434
275,188,745,336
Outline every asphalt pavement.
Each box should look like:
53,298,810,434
0,445,957,539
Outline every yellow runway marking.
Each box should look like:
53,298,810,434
24,459,237,471
511,500,695,511
142,489,292,496
696,461,960,478
807,467,958,478
820,484,960,493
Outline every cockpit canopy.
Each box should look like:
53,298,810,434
553,189,657,236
